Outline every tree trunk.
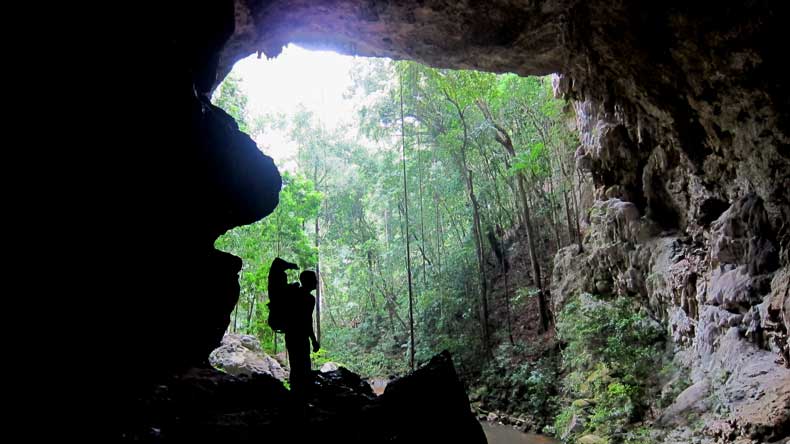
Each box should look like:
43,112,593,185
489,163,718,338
417,134,428,287
311,153,324,345
504,251,515,345
439,198,466,247
467,168,490,347
384,203,392,248
435,194,442,274
518,173,550,332
434,188,444,321
246,292,256,333
547,166,562,248
400,72,416,371
315,222,321,345
494,226,514,345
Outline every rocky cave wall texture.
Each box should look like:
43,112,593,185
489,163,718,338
545,2,790,441
106,2,788,437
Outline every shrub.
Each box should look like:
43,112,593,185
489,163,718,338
555,293,665,442
477,342,560,428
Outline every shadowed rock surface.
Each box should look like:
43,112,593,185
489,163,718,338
120,351,485,443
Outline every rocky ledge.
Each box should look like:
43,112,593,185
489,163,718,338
119,351,485,443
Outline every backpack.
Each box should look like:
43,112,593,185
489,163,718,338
267,258,299,333
267,282,298,333
267,300,286,332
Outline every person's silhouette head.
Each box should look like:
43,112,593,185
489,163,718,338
299,270,317,291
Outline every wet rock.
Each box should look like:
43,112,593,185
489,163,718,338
594,279,611,294
517,415,535,432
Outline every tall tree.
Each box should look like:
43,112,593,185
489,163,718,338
400,70,416,371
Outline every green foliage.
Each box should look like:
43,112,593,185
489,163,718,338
558,294,664,388
587,372,636,433
553,408,574,439
554,293,665,442
212,74,250,133
622,425,655,444
309,348,344,368
477,342,560,428
513,286,541,305
338,59,579,378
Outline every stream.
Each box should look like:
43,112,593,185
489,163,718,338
481,422,560,444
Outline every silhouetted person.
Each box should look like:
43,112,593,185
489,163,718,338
285,270,320,397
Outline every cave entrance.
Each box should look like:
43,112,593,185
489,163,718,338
211,44,582,429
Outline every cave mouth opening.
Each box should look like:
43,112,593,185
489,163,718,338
210,43,580,396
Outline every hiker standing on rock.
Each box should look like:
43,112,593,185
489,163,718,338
267,258,320,396
286,270,320,395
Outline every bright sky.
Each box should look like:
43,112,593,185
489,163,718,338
231,45,360,171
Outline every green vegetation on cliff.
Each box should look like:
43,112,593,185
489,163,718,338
553,293,666,443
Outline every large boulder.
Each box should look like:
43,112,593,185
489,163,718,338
370,351,487,443
209,334,287,381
